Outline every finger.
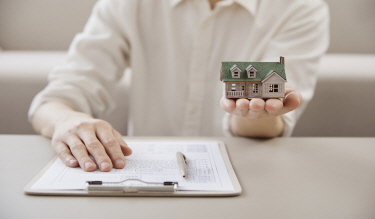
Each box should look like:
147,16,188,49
248,98,266,119
236,99,250,117
113,130,132,156
96,124,126,169
64,135,97,172
77,128,114,172
249,98,265,111
274,106,293,116
284,91,302,110
236,98,250,109
284,85,297,96
53,141,78,167
269,92,301,116
220,97,245,117
220,96,236,113
265,99,283,117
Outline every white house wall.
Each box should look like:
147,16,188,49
262,74,285,98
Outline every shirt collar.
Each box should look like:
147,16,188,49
170,0,183,8
234,0,258,15
170,0,258,15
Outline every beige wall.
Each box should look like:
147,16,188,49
326,0,375,53
0,0,375,53
0,0,96,50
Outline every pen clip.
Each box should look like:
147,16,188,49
182,154,187,163
176,152,188,178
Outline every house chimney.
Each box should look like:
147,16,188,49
280,56,285,65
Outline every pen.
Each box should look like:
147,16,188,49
176,152,188,178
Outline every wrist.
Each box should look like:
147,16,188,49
33,101,92,137
230,115,284,138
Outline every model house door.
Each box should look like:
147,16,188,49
246,83,261,97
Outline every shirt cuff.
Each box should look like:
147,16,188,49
222,112,234,137
280,112,296,137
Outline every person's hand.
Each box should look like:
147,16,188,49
220,86,302,119
51,113,132,172
220,86,302,137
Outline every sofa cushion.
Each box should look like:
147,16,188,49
1,52,374,136
0,51,129,135
293,54,375,137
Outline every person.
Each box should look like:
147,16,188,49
29,0,329,172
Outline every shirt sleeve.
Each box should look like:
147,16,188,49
261,1,330,137
28,0,131,121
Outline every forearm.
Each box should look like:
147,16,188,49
31,101,92,138
229,115,284,138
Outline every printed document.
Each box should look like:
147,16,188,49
31,141,235,191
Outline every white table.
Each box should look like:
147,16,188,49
1,135,375,219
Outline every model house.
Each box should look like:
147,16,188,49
220,57,287,98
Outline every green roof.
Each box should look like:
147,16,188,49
221,62,286,82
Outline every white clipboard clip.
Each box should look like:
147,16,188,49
86,179,178,194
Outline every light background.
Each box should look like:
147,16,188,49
0,0,374,53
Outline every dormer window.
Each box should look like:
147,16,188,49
249,71,255,77
246,65,257,78
230,65,242,78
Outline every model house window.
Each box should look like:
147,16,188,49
231,84,236,91
246,66,257,78
268,84,279,92
230,65,242,78
253,84,259,93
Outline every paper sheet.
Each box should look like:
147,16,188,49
31,141,235,191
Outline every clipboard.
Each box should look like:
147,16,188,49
24,140,242,197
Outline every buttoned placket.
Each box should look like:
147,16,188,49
181,0,227,136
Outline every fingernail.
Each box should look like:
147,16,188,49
84,162,96,170
121,144,133,155
69,159,77,166
115,159,125,168
100,162,111,171
125,145,133,152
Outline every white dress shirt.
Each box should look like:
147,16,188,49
29,0,329,137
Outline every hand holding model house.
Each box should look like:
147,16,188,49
220,57,303,137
